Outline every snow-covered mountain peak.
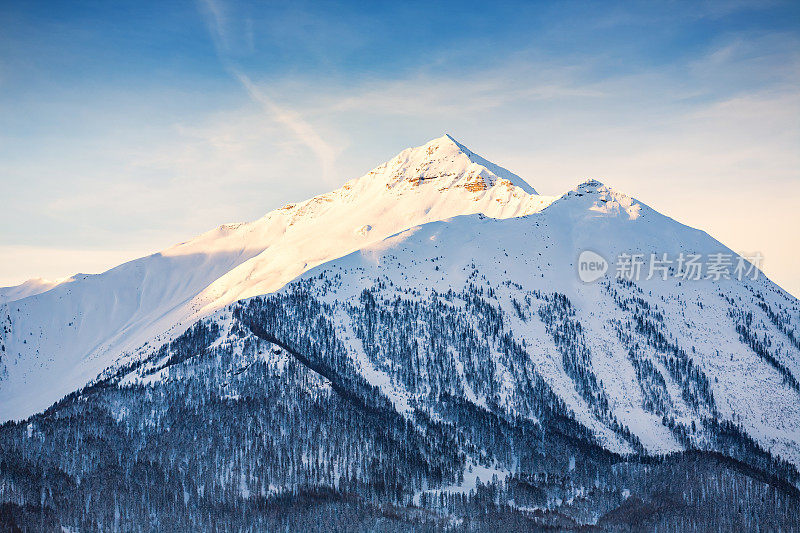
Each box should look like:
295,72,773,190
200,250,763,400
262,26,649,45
0,276,74,305
0,136,558,423
555,179,644,221
360,134,538,196
576,178,606,190
187,137,554,314
4,135,800,525
252,135,541,229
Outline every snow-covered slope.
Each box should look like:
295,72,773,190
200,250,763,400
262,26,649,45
3,135,799,476
256,180,798,466
187,134,550,315
0,135,553,422
102,177,800,474
3,135,800,530
0,277,70,305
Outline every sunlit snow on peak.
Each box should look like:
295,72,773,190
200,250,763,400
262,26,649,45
557,179,644,220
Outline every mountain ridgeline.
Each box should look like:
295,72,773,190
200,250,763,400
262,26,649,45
1,136,799,531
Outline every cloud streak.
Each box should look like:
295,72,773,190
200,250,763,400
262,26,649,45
197,0,339,184
232,70,339,184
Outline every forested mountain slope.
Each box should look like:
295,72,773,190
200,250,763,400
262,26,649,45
2,138,799,531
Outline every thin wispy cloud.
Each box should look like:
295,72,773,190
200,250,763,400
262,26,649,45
232,71,339,184
197,0,230,54
197,0,340,184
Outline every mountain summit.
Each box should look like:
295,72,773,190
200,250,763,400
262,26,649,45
2,135,799,530
371,134,538,195
0,136,551,422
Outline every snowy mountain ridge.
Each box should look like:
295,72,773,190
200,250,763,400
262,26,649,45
73,171,800,470
3,135,800,530
0,276,76,305
193,181,800,459
2,136,799,464
0,135,553,423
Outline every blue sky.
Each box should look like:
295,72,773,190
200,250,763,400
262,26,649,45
1,0,799,294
